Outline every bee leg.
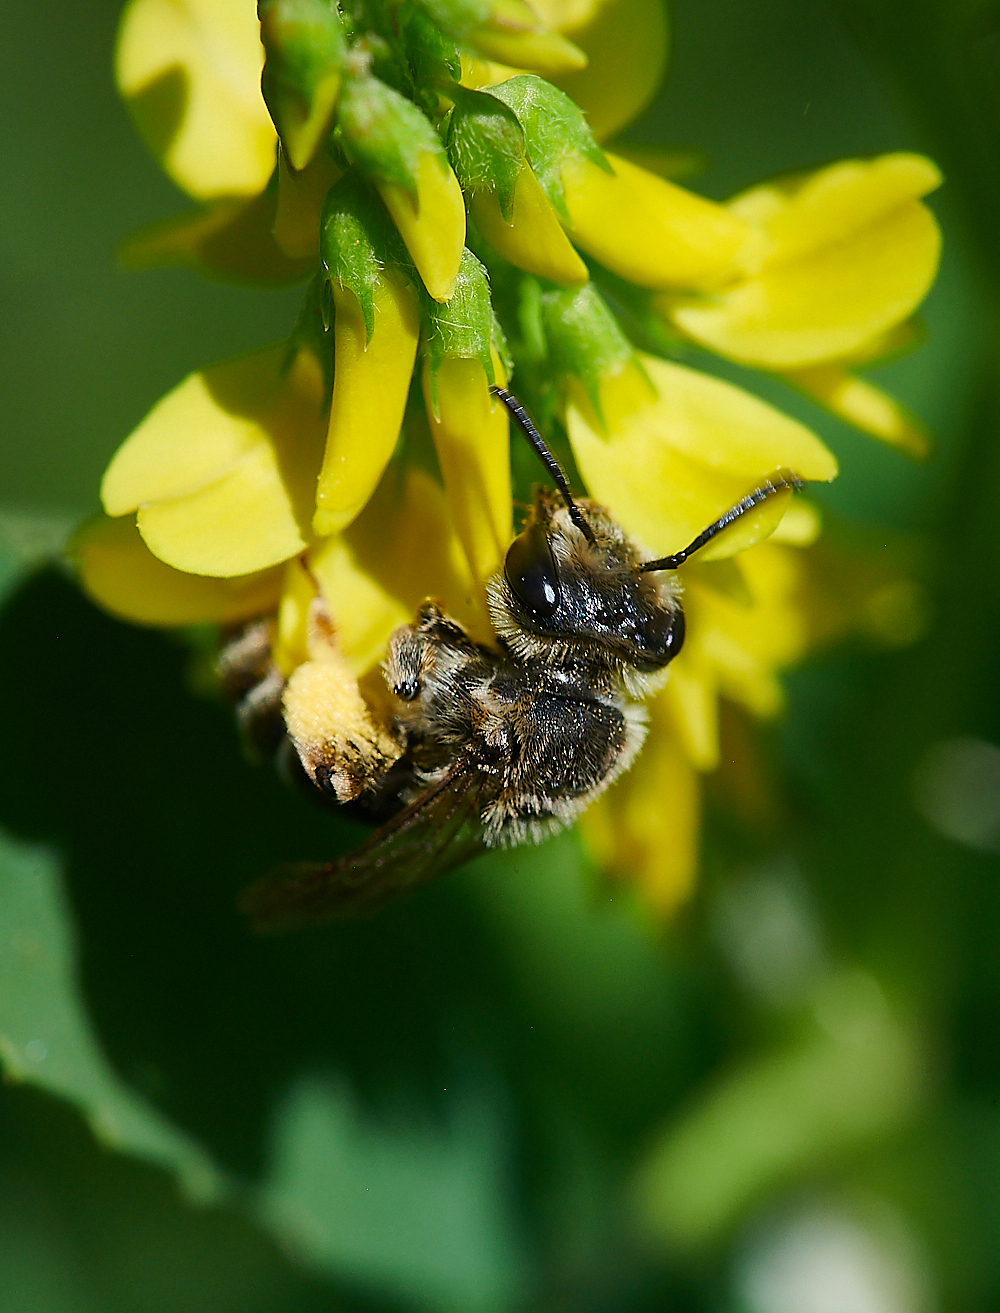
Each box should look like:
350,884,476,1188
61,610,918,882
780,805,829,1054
217,620,287,764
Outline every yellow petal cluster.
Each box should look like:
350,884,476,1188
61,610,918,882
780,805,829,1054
86,0,941,920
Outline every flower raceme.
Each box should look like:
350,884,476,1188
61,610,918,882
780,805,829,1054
80,0,943,911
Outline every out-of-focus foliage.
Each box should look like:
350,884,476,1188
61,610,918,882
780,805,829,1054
2,1,1000,1312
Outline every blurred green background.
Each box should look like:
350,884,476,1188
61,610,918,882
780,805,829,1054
3,1,1000,1309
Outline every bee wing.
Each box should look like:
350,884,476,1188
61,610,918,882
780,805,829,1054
241,760,492,932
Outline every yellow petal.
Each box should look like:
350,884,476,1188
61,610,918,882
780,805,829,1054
313,272,420,537
103,343,324,512
768,497,821,546
273,146,342,259
561,153,758,291
272,555,316,676
781,365,931,460
470,164,589,286
422,353,513,604
118,190,314,285
106,345,327,576
310,463,484,674
538,0,669,142
459,54,522,88
684,543,807,717
579,705,701,916
735,153,943,269
75,514,283,626
377,153,466,303
660,665,719,771
669,200,942,368
567,357,835,561
116,0,276,200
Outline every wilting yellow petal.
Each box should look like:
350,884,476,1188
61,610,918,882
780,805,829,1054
423,353,513,603
561,153,758,291
568,356,835,561
782,365,931,460
116,0,276,200
75,514,284,626
118,190,314,284
310,463,484,674
313,271,420,537
538,0,669,142
104,345,327,576
273,146,342,259
470,164,589,285
669,201,941,368
377,153,466,302
579,701,701,916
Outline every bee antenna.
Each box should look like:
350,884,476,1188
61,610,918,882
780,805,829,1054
639,471,805,572
490,386,597,544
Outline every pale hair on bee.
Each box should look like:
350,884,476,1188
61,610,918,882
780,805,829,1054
231,387,803,931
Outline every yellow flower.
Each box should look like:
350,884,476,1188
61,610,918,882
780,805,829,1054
85,0,941,920
659,154,943,457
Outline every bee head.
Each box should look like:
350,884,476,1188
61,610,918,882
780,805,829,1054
489,490,685,676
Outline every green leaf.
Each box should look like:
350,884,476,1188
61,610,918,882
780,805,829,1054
0,506,77,606
632,969,926,1252
260,1077,530,1313
0,829,225,1203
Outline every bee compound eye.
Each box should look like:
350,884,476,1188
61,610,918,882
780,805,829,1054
504,524,561,622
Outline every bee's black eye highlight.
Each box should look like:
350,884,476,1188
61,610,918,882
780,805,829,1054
504,525,561,622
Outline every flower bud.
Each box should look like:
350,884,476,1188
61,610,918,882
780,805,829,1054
259,0,346,170
423,250,512,594
338,69,465,300
448,88,587,284
315,176,421,537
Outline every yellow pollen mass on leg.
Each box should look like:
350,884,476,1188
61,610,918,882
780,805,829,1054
313,272,420,538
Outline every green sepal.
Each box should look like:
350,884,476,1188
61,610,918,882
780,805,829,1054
338,68,447,203
424,248,496,415
413,0,493,40
486,75,611,221
259,0,346,170
399,3,462,90
320,173,409,342
540,284,636,423
447,87,525,221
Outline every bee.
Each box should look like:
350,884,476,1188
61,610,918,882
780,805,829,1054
240,388,801,930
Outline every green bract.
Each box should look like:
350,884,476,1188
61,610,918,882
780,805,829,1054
259,0,346,169
425,248,496,412
541,283,637,419
447,87,526,220
320,173,408,340
338,68,448,201
487,74,611,220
